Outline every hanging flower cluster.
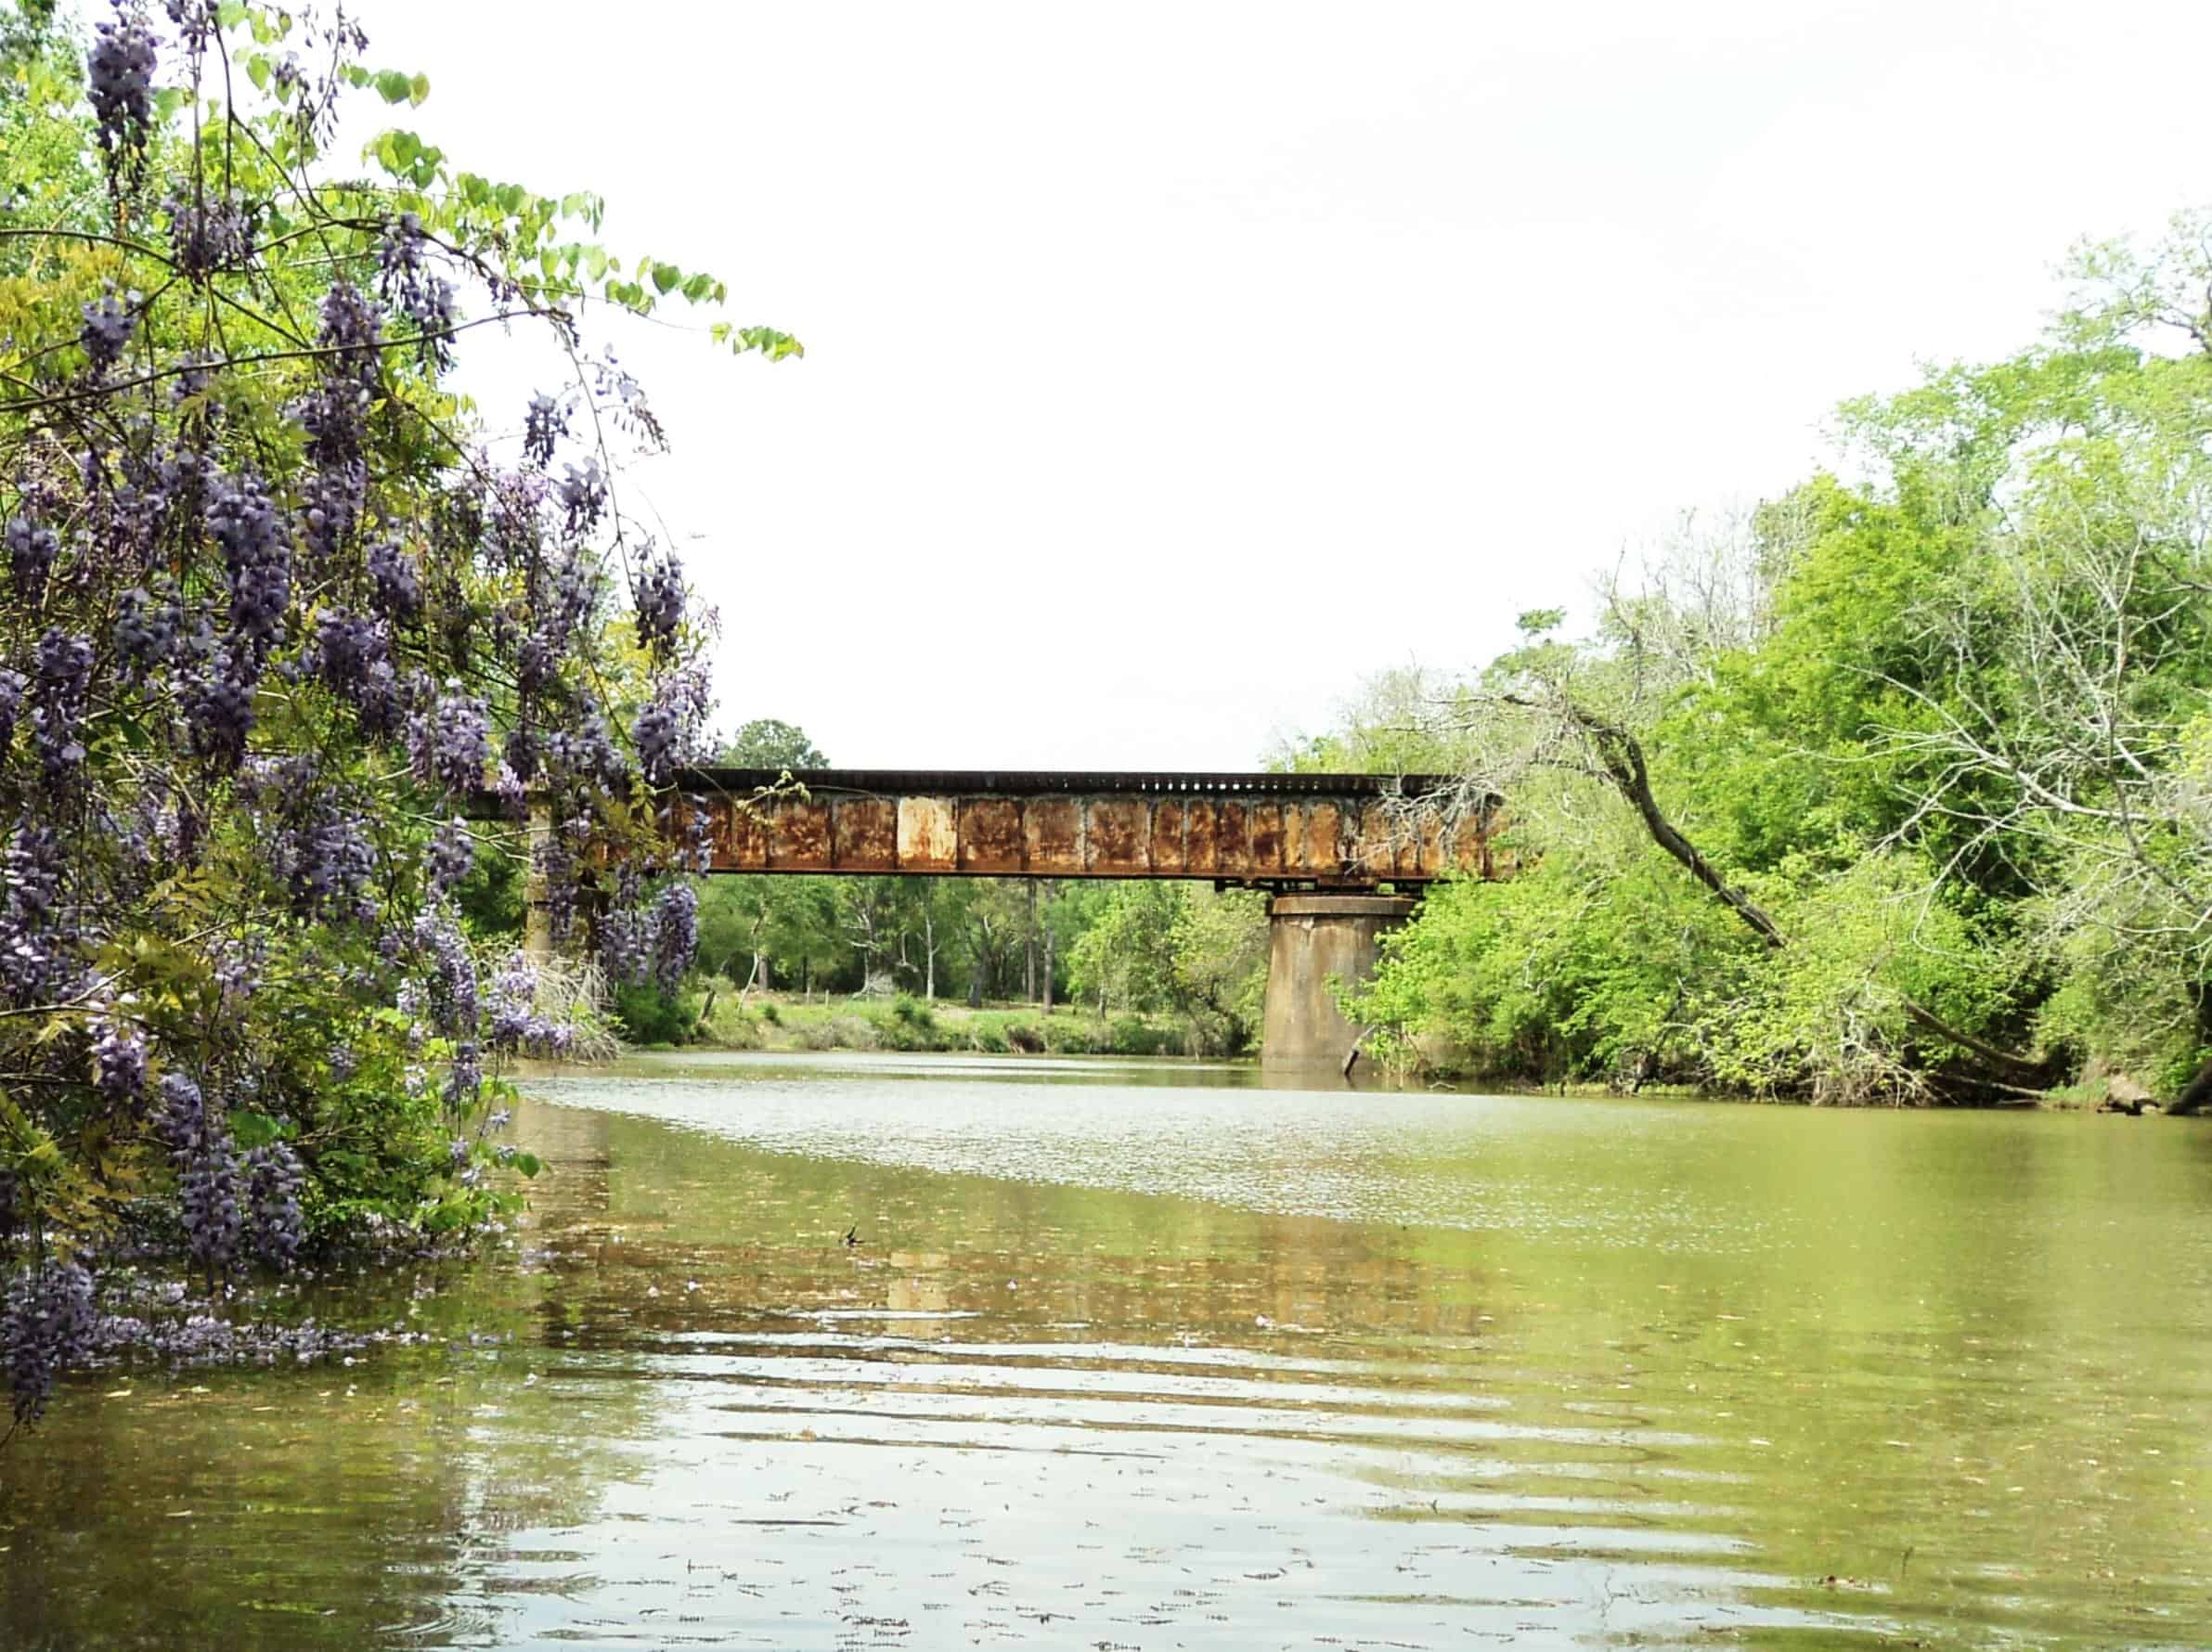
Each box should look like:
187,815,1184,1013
0,0,796,1426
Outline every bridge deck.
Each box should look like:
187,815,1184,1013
673,768,1488,889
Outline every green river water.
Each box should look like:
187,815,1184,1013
3,1052,2210,1649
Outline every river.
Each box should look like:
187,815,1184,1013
3,1052,2209,1648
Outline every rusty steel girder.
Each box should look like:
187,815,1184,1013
673,768,1492,888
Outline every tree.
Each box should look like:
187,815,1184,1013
838,876,910,994
1060,883,1267,1052
1352,518,2041,1099
0,1,796,1425
1351,212,2212,1109
1169,887,1269,1052
718,718,826,771
963,879,1032,1005
1835,213,2212,1110
1269,665,1474,776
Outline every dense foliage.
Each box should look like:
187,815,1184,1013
0,0,796,1424
1335,217,2212,1108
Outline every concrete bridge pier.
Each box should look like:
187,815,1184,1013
1260,894,1417,1072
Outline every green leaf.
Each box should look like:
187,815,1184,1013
408,73,432,107
723,326,806,362
228,1112,284,1150
652,261,681,296
511,1152,542,1179
374,69,414,105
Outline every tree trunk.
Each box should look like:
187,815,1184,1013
1041,883,1056,1011
1572,707,1788,949
924,906,937,1000
968,914,990,1008
2170,1052,2212,1116
1025,880,1039,1002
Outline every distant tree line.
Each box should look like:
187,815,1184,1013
610,721,1274,1052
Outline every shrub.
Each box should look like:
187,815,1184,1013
831,1015,881,1050
612,984,700,1048
703,996,762,1050
1041,1019,1106,1055
1108,1016,1180,1056
873,1014,934,1052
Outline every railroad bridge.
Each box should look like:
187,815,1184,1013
539,769,1493,1069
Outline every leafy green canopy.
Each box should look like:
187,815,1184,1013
0,0,796,1425
1066,882,1268,1052
1344,213,2212,1106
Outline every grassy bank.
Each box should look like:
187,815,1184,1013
639,985,1236,1059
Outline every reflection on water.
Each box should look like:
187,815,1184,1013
4,1052,2211,1649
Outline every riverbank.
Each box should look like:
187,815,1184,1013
667,989,1235,1059
1378,1063,2142,1110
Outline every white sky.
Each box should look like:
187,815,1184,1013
335,0,2207,770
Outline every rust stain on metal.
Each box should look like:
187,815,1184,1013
1216,801,1249,871
1416,812,1444,878
1184,800,1218,873
692,771,1488,885
1150,800,1187,875
771,797,833,871
1025,797,1082,874
1086,798,1148,874
1350,802,1396,878
1395,810,1429,879
721,800,768,870
831,796,898,871
897,796,957,871
1304,801,1342,876
1280,803,1308,874
959,797,1026,873
1247,802,1284,873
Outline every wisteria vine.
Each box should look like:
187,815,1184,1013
0,0,789,1427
